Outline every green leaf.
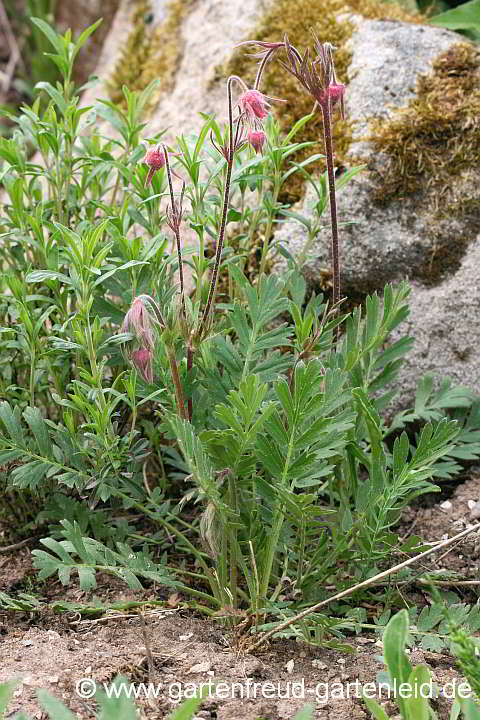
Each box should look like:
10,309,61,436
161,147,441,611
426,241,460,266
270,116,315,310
404,665,431,720
460,698,480,720
383,610,412,718
284,113,314,144
72,19,103,59
0,680,19,715
363,696,390,720
30,17,64,53
335,164,366,191
26,270,72,285
37,689,76,720
292,705,314,720
169,693,208,720
93,260,148,287
0,401,24,446
429,0,480,29
35,82,67,115
227,208,242,223
416,603,444,631
94,677,138,720
23,406,53,458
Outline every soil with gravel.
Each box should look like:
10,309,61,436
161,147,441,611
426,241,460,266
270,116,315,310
1,474,480,719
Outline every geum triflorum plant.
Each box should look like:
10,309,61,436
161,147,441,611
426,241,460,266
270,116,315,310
238,33,346,312
1,19,480,646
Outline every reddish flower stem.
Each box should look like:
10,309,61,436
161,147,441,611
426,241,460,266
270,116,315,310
163,146,186,320
186,345,193,422
197,76,236,341
254,47,278,90
167,347,188,421
320,100,341,332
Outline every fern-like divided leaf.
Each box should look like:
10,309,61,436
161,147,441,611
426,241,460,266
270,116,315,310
0,402,91,490
257,361,355,504
32,519,180,591
205,269,293,401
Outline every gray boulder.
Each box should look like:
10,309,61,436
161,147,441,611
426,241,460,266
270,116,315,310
274,17,478,293
273,17,480,400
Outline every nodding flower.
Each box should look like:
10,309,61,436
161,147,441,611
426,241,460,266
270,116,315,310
122,295,165,383
237,88,286,128
131,348,154,383
122,296,155,352
238,89,270,121
144,144,166,186
247,130,266,154
281,34,345,119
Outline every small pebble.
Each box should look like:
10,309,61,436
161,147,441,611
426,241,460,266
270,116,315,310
470,502,480,519
440,500,452,510
188,660,211,674
286,659,294,674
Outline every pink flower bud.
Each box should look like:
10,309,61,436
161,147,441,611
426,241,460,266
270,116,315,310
247,130,266,154
238,89,270,121
131,348,153,383
144,145,165,186
123,297,155,352
328,83,345,108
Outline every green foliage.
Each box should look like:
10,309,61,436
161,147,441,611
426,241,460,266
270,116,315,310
0,677,316,719
364,609,480,720
0,677,204,720
1,17,480,650
430,0,480,31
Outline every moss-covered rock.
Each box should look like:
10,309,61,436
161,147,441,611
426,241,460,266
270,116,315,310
222,0,424,200
107,0,197,110
274,18,479,292
367,42,480,282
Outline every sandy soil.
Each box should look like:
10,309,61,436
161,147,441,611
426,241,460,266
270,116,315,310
1,474,480,719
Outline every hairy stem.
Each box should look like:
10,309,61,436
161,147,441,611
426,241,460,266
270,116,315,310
197,77,236,341
164,146,186,319
320,100,340,343
186,343,193,422
254,47,278,90
167,347,187,421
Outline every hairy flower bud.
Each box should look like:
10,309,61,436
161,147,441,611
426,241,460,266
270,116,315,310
144,144,165,186
238,89,270,121
131,348,153,383
247,130,266,154
122,297,155,352
328,83,345,109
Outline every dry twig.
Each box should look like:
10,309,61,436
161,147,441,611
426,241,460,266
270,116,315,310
249,522,480,651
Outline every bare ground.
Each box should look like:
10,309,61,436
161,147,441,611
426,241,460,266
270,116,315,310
1,473,480,719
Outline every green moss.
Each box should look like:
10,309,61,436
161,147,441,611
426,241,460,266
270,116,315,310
368,42,480,282
223,0,424,201
107,0,196,109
